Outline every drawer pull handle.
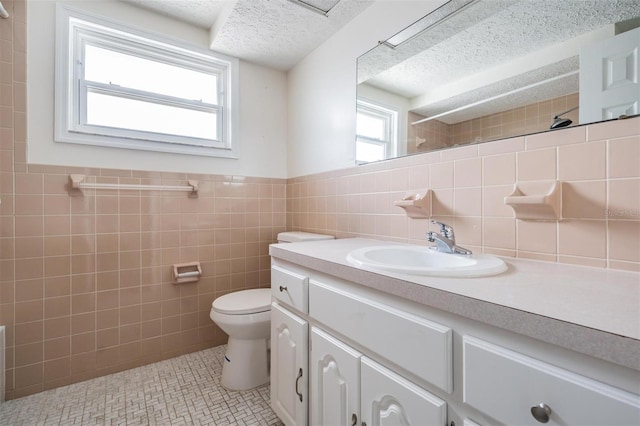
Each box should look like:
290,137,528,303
295,368,303,402
531,403,552,423
351,413,357,426
279,285,288,292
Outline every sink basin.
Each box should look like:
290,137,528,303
346,245,507,277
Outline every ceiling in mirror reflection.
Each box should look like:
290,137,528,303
356,0,640,162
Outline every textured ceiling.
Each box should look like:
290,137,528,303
412,58,580,124
120,0,373,71
209,0,372,70
121,0,232,29
359,0,640,123
115,0,639,121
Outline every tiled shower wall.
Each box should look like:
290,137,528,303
448,93,580,145
0,0,286,399
288,117,640,272
408,93,580,153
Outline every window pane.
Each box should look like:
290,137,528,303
356,111,386,140
87,92,217,142
356,140,386,163
85,45,218,104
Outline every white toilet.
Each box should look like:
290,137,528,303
210,231,334,391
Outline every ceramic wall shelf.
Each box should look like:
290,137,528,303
504,181,561,221
395,190,431,218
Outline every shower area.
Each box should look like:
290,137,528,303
408,92,580,154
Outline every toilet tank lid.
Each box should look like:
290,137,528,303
277,231,335,243
212,288,271,315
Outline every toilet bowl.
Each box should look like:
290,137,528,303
210,288,271,391
210,232,334,391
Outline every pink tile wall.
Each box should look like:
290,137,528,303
0,0,286,399
1,0,639,401
448,93,580,145
288,117,640,273
2,169,285,400
409,93,580,153
2,171,285,400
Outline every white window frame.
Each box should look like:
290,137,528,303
356,98,398,164
54,4,239,158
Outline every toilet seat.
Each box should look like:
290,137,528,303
211,288,271,315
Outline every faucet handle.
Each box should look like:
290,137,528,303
430,220,454,240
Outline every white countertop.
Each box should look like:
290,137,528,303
270,238,640,371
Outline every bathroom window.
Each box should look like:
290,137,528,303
55,5,239,158
356,99,397,163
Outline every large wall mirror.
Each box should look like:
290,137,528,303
356,0,640,163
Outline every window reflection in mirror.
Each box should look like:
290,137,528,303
356,100,398,163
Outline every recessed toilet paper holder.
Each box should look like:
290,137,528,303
173,262,202,284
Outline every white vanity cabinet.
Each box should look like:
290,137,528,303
270,259,640,426
271,266,310,426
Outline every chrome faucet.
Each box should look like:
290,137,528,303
427,220,472,256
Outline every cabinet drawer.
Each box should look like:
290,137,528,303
309,280,452,393
463,335,640,425
272,266,308,313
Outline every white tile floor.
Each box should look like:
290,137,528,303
0,345,283,425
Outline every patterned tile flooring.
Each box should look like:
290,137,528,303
0,345,284,425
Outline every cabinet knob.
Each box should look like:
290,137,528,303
279,285,287,292
530,403,552,423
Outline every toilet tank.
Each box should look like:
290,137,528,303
277,231,334,243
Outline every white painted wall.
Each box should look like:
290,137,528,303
27,0,288,178
286,0,446,178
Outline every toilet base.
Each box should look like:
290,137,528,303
221,337,269,391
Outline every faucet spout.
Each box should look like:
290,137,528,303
427,221,472,256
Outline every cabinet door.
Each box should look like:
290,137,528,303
271,303,308,426
310,327,362,426
361,357,447,426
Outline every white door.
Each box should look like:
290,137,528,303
361,357,447,426
271,303,308,426
580,27,640,123
310,327,362,426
